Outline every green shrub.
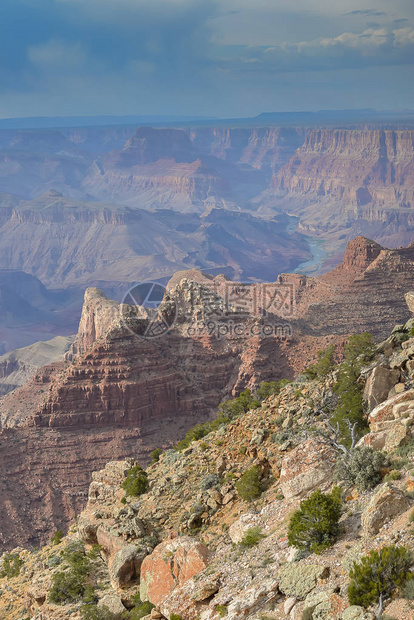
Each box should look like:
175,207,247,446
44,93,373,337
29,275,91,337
304,345,335,380
170,614,183,620
403,577,414,600
384,470,402,482
239,526,265,548
215,604,228,617
51,529,64,546
49,543,92,605
256,379,290,400
122,465,149,497
0,553,23,578
236,466,263,502
219,389,261,419
49,570,88,604
395,439,414,457
288,487,342,554
80,605,117,620
199,474,219,491
348,545,413,614
150,448,163,463
334,447,386,491
331,333,374,447
129,600,155,619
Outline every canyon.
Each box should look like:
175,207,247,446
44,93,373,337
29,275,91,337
2,236,414,551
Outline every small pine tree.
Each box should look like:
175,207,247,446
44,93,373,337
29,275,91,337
348,545,413,617
236,465,263,502
150,448,163,463
304,345,336,380
51,530,63,546
331,333,375,447
122,464,149,497
288,487,342,554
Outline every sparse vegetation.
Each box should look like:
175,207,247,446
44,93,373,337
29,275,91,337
128,599,155,619
236,465,263,502
49,542,92,605
403,577,414,600
288,487,342,554
215,604,228,617
256,379,291,400
122,464,149,497
0,553,23,579
304,344,335,380
348,545,413,616
239,526,265,548
334,446,387,491
51,529,64,546
80,605,117,620
219,388,261,418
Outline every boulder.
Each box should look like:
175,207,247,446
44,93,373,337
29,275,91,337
225,578,279,619
191,579,220,602
363,366,400,411
109,544,147,588
356,431,387,451
302,590,347,620
284,597,297,615
342,606,375,620
405,291,414,314
361,483,411,535
97,595,126,618
279,439,337,499
140,536,209,605
368,390,414,431
384,422,412,451
228,512,264,544
278,563,329,599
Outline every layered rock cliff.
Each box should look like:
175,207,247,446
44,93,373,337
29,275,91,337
269,128,414,250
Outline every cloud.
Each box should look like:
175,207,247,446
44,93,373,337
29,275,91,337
28,40,86,72
345,10,387,17
219,26,414,74
0,0,413,116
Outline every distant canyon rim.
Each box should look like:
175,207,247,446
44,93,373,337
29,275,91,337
0,122,413,351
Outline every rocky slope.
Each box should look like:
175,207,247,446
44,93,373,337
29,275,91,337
3,301,414,619
3,237,414,551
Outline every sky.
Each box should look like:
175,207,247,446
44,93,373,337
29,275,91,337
0,0,413,118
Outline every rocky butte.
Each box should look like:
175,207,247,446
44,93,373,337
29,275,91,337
2,236,414,552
